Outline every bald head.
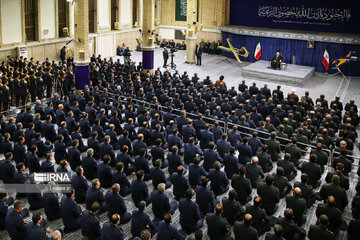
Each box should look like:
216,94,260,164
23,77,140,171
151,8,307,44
294,187,301,196
252,156,259,164
244,214,252,225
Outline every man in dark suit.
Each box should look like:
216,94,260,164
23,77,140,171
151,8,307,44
151,183,178,221
256,145,273,173
71,166,89,204
265,132,281,162
199,123,214,150
4,200,28,239
179,189,203,234
101,214,125,240
81,148,98,180
79,202,102,240
130,201,157,238
244,196,271,235
195,44,203,66
222,189,243,226
13,136,26,165
80,113,92,138
223,146,239,179
71,125,87,153
42,115,57,143
0,152,15,184
99,136,115,163
163,47,169,68
285,137,302,167
209,161,229,196
43,189,61,221
25,212,51,240
325,163,349,190
97,155,113,188
150,159,171,189
257,174,280,215
206,203,230,240
157,213,186,240
195,177,217,218
286,188,307,226
294,173,316,208
308,215,335,240
231,166,252,205
105,184,132,224
265,224,285,240
54,135,68,164
278,153,297,181
300,154,322,188
171,166,190,201
276,208,306,240
88,131,101,160
319,175,348,211
184,137,203,165
68,140,81,171
86,179,107,214
273,167,292,199
234,213,258,240
41,153,55,172
112,162,131,197
316,196,343,235
246,156,264,188
60,188,82,233
203,141,223,171
131,170,151,206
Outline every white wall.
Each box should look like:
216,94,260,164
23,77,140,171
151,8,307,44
1,0,22,44
159,28,174,40
98,0,110,30
120,0,132,27
40,0,56,39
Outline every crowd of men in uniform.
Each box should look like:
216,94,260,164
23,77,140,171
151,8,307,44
0,56,75,115
0,54,359,240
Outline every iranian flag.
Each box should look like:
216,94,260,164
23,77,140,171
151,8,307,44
322,48,330,70
254,41,261,60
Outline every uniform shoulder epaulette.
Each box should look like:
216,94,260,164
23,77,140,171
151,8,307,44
5,86,9,90
24,81,28,84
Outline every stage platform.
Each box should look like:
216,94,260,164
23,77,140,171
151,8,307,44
241,60,315,86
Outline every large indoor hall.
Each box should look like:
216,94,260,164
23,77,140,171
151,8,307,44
0,0,359,240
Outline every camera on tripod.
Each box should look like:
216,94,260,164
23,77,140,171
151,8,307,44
170,47,178,55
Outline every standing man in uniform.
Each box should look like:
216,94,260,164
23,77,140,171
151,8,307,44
60,46,66,63
163,47,169,68
35,72,44,101
1,80,11,115
195,44,203,66
44,69,53,99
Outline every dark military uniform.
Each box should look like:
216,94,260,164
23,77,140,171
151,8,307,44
44,71,53,98
35,74,44,100
1,82,11,115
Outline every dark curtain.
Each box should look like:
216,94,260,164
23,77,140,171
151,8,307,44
222,32,360,76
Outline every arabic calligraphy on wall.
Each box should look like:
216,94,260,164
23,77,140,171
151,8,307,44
258,6,351,22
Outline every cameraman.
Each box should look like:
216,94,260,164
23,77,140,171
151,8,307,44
163,47,169,68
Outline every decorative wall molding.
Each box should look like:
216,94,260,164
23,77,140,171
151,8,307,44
220,25,360,45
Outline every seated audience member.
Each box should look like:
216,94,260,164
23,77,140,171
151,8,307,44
206,203,231,240
308,215,335,240
231,166,252,205
244,196,271,235
131,170,151,207
131,201,157,238
101,214,125,240
112,162,131,197
60,188,82,233
234,213,258,240
179,189,203,234
257,174,280,215
151,183,178,222
246,156,264,188
79,202,102,240
221,189,243,226
105,184,132,224
157,213,186,240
